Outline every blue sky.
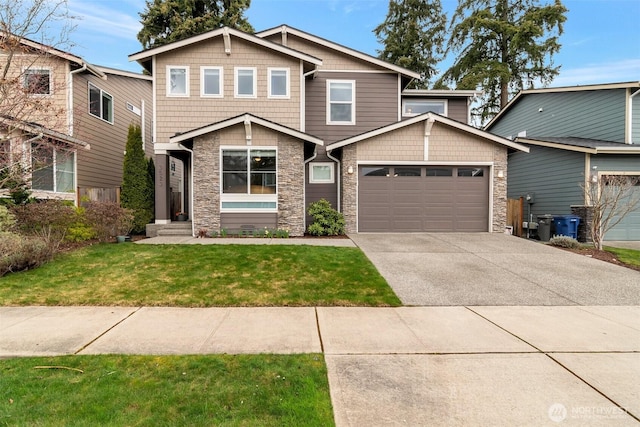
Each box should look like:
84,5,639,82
65,0,639,87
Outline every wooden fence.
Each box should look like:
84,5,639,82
78,187,120,206
506,197,524,237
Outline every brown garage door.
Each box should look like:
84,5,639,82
358,165,489,232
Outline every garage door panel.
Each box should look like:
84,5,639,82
359,165,489,232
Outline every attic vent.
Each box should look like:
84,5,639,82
126,102,141,116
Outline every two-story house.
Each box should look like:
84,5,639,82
130,25,528,237
486,82,640,241
0,33,153,204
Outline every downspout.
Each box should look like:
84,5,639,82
303,149,318,231
68,63,87,136
629,88,640,144
326,149,341,211
179,143,195,237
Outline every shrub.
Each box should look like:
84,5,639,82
549,235,581,249
0,205,16,232
11,200,76,250
0,232,51,277
307,199,345,236
121,124,154,233
66,207,97,242
84,201,135,242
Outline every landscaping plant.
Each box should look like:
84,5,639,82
121,124,154,234
307,199,346,236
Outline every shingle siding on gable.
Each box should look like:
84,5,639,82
490,89,627,142
507,145,585,217
154,37,302,144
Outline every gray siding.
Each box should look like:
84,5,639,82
591,154,640,172
490,89,628,142
74,72,152,189
507,145,586,218
220,213,278,232
633,93,640,144
447,98,469,123
304,162,338,226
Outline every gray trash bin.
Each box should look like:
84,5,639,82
537,214,554,242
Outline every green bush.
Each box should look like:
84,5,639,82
11,200,76,250
0,232,51,277
121,124,154,233
0,205,16,232
66,207,97,242
549,235,581,249
307,199,345,236
84,201,135,242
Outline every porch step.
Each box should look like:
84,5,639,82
155,221,193,237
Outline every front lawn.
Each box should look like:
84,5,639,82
605,246,640,269
0,354,334,426
0,244,400,307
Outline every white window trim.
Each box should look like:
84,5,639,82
166,65,190,97
267,67,290,99
22,67,52,97
88,82,114,124
309,162,335,184
402,99,448,117
234,67,257,98
327,79,355,125
220,146,278,212
200,66,223,98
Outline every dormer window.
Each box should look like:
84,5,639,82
23,68,51,95
402,100,447,117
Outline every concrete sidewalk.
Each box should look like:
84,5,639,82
1,305,638,425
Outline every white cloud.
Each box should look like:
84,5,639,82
68,0,142,40
553,59,640,87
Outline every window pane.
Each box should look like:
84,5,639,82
395,167,421,177
362,167,389,177
223,150,247,193
425,168,453,177
330,82,352,102
250,150,276,171
89,85,101,117
102,93,113,122
203,69,220,95
458,168,484,177
56,151,74,192
170,68,187,95
238,69,254,95
223,150,247,171
31,144,54,191
222,201,277,209
312,164,332,181
24,69,50,94
404,100,445,115
223,172,247,193
270,70,287,96
250,172,276,193
330,104,352,122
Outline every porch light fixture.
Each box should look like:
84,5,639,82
347,165,354,174
497,170,504,178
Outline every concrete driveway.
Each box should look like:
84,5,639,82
349,233,640,306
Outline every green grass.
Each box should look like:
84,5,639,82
0,354,334,426
0,244,400,307
605,246,640,268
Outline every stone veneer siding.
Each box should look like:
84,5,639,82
192,126,306,236
338,122,510,234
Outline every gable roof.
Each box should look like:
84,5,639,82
1,115,89,149
169,113,323,145
1,31,105,79
256,25,421,80
96,65,153,81
326,112,529,153
486,81,640,130
516,136,640,154
129,26,322,67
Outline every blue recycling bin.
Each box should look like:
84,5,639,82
553,215,581,239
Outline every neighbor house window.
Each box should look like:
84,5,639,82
23,68,51,95
31,143,75,193
167,66,189,97
235,67,256,98
88,83,113,123
268,68,289,98
309,162,334,183
201,66,223,97
402,99,447,116
327,80,355,124
221,148,277,211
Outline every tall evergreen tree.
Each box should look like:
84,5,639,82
137,0,253,49
121,125,153,234
439,0,567,122
374,0,447,89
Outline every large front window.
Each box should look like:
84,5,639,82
221,148,276,211
327,80,355,124
31,143,75,193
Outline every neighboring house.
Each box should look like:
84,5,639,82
0,33,152,204
129,25,528,237
486,81,640,241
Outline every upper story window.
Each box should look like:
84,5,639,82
201,66,223,97
268,68,289,99
167,66,189,97
23,68,51,95
88,82,113,123
327,80,355,125
235,67,256,98
402,99,447,117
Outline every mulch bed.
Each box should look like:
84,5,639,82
561,247,640,272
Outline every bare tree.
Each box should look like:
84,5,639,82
582,174,640,250
0,0,77,197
